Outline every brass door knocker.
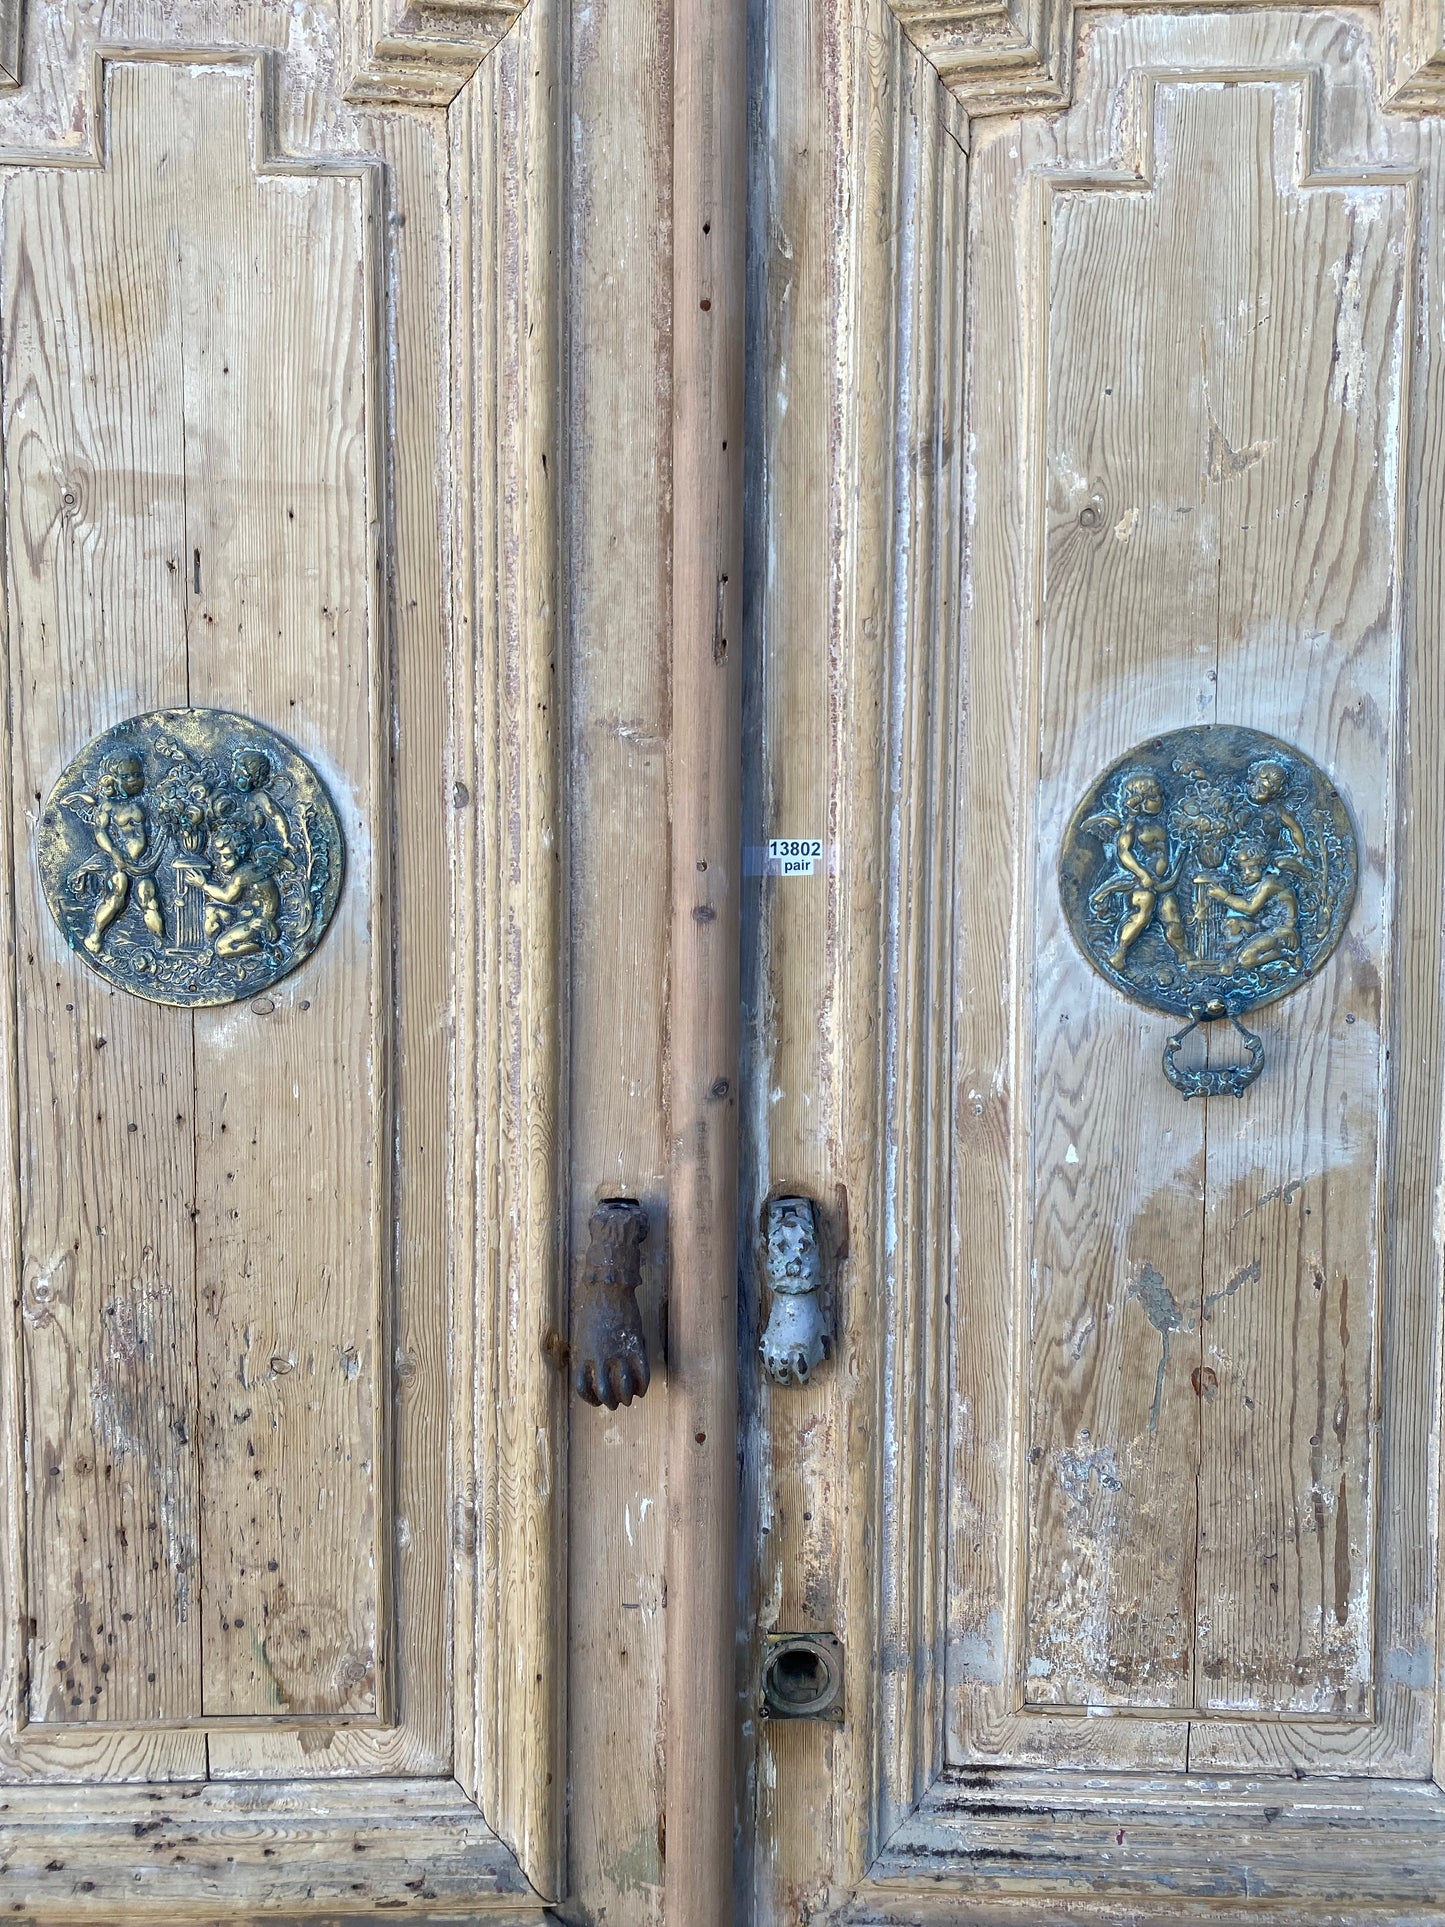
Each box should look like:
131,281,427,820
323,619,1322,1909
1059,725,1358,1098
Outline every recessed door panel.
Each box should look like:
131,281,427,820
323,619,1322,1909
952,11,1437,1779
1,56,386,1734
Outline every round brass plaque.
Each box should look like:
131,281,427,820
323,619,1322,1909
38,708,344,1007
1058,724,1358,1027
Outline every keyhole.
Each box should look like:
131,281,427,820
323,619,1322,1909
770,1646,826,1706
761,1634,843,1720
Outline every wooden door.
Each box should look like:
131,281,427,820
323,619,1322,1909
0,1,575,1914
742,0,1445,1920
0,0,747,1918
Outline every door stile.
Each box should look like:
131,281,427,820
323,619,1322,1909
738,0,969,1912
665,0,747,1916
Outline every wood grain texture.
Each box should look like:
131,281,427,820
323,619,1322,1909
860,1770,1445,1909
889,0,1073,115
449,0,566,1894
738,0,969,1914
157,56,388,1725
1192,79,1404,1735
343,0,528,108
0,0,22,89
561,0,674,1913
0,10,483,1831
845,1905,1445,1927
887,0,1361,117
0,47,405,1755
204,93,454,1785
1379,0,1445,108
2,55,204,1732
0,1,566,1907
0,1776,542,1919
948,10,1442,1790
662,0,745,1914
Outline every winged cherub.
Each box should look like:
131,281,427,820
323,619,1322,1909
73,750,165,955
1088,769,1190,971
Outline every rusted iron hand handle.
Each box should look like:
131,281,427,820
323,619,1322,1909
572,1198,650,1409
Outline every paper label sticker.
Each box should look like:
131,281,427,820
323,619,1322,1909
744,840,835,877
768,838,824,877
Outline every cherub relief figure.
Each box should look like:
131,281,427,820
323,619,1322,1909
41,709,345,1008
1089,770,1190,971
1245,757,1310,867
180,825,287,958
1202,838,1301,971
81,750,165,954
1059,726,1358,1102
232,748,292,850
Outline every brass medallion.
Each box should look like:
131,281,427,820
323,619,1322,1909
1058,725,1358,1097
37,708,345,1007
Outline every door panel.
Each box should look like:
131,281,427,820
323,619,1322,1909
954,8,1432,1782
4,54,388,1737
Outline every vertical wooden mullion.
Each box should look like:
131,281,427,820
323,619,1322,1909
664,0,747,1914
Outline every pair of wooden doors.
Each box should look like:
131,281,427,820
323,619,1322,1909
2,0,1445,1920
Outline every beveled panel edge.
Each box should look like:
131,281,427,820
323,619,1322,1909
0,1775,545,1918
0,0,20,90
347,0,529,108
858,19,971,1874
889,0,1073,118
446,8,566,1903
853,1770,1445,1912
889,0,1445,120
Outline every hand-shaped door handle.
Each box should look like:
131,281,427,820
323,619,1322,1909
760,1195,829,1385
573,1199,651,1409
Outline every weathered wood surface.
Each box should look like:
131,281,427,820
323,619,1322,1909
860,1771,1445,1907
174,58,387,1727
0,0,565,1908
951,7,1438,1781
739,0,967,1915
3,56,205,1732
845,1897,1445,1927
750,0,1445,1915
202,93,452,1786
561,0,674,1912
0,44,415,1760
887,0,1445,116
0,1776,543,1918
663,0,746,1915
448,1,566,1897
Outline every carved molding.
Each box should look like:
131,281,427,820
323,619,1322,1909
887,0,1074,117
447,3,566,1896
347,0,528,108
890,0,1445,120
1380,0,1445,107
0,0,20,91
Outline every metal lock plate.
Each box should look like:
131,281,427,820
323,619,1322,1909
761,1632,844,1722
